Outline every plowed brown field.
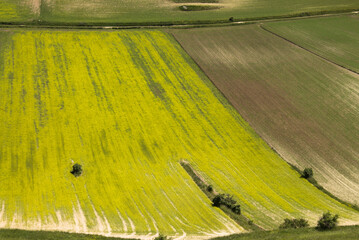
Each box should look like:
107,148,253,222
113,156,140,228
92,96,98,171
172,24,359,204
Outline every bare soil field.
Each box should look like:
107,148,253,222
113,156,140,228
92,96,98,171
172,24,359,204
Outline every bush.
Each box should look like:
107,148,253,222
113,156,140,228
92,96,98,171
232,204,241,214
207,185,213,192
279,218,309,229
302,168,313,179
154,234,171,240
212,193,241,215
70,163,83,177
316,212,339,230
229,17,234,22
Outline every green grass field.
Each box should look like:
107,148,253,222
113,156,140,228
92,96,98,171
0,229,134,240
0,29,358,238
212,225,359,240
264,15,359,73
172,24,359,205
1,225,359,240
1,0,359,23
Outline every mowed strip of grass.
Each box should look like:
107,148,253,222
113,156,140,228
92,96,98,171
211,225,359,240
0,29,358,236
38,0,359,24
171,24,359,205
264,15,359,73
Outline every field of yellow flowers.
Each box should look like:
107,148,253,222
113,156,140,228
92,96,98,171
0,30,357,238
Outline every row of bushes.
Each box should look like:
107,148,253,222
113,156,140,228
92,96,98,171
280,212,339,231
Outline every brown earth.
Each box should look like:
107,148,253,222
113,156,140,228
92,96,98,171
171,24,359,204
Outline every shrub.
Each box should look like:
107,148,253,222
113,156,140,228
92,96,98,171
316,212,339,230
207,185,213,192
229,17,234,22
155,234,171,240
70,163,83,177
232,204,241,214
279,218,309,229
212,193,241,215
302,168,313,179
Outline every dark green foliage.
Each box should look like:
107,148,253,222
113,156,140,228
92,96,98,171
229,17,234,22
302,168,313,179
179,5,222,11
316,212,339,231
173,0,219,2
154,234,171,240
207,184,213,192
213,193,241,215
279,218,309,229
232,205,241,214
70,163,82,177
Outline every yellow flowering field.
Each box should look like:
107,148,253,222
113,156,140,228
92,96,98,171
0,30,358,237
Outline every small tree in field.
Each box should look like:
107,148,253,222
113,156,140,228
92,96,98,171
71,163,83,177
316,212,339,231
302,168,313,179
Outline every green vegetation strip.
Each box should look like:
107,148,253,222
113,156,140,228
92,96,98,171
211,225,359,240
0,229,136,240
179,5,222,11
180,161,263,232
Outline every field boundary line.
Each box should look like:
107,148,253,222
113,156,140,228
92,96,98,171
259,24,359,75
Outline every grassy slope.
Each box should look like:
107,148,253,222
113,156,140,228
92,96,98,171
0,229,135,240
211,225,359,240
21,0,359,23
1,29,358,236
264,15,359,73
171,24,359,205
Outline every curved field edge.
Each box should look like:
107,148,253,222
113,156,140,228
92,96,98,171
170,24,359,205
262,15,359,73
0,29,358,237
211,225,359,240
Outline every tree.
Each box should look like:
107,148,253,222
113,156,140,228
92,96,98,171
316,212,339,230
302,168,313,179
71,163,83,177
